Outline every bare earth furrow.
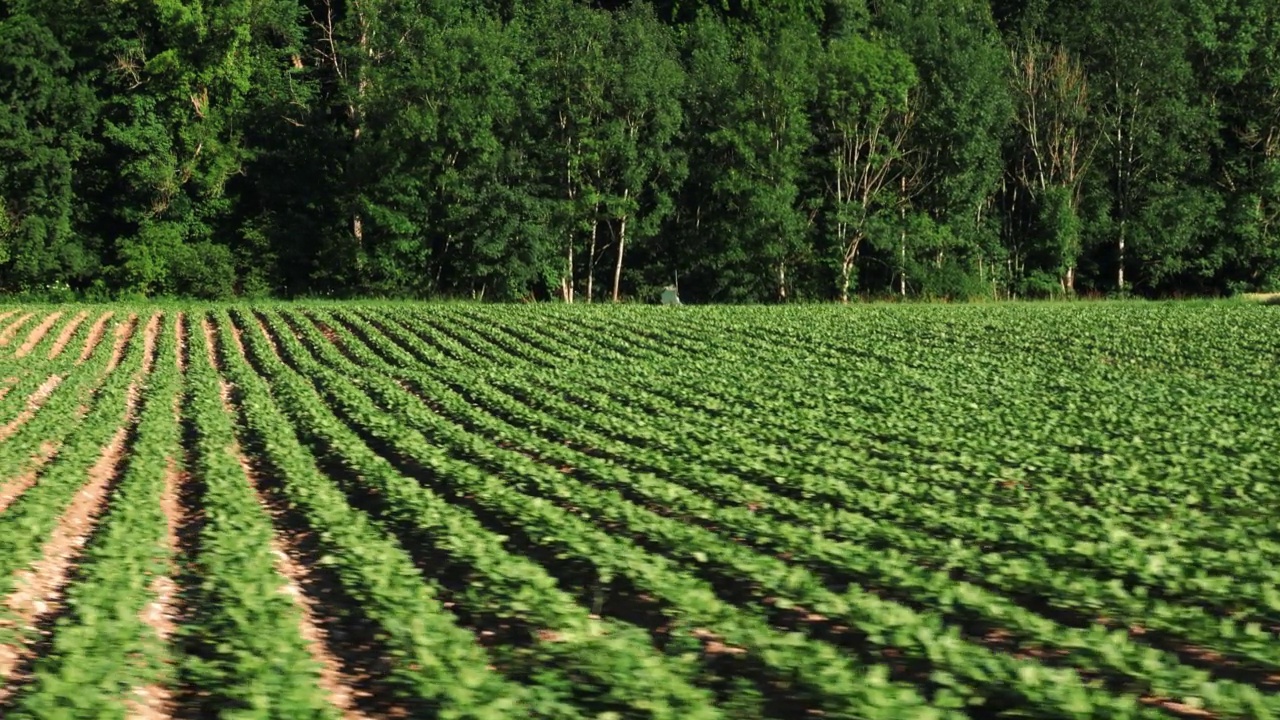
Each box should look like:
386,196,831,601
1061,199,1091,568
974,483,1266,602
126,461,185,720
14,313,64,359
0,443,59,516
46,312,90,360
0,314,155,705
175,313,186,373
0,314,36,348
204,319,370,720
0,376,64,443
0,379,16,404
0,423,133,704
106,315,140,374
140,315,161,374
144,489,182,632
128,314,187,720
77,312,115,365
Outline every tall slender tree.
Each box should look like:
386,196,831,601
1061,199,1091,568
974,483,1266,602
679,12,818,301
812,31,917,301
604,4,686,302
1006,41,1095,293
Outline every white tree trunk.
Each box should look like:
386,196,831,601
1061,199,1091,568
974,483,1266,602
1117,220,1126,291
839,238,861,304
564,238,574,303
899,236,907,296
586,211,598,303
612,199,628,303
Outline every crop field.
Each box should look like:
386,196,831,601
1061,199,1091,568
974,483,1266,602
0,302,1275,719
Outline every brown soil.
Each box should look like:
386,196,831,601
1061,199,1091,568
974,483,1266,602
46,312,89,360
202,318,219,370
0,375,65,442
1139,696,1217,719
174,314,186,373
202,321,371,717
252,315,280,357
316,322,341,345
77,313,115,365
0,442,60,516
257,497,374,720
127,460,186,720
141,314,161,374
0,314,36,347
206,358,371,719
0,385,99,516
105,315,140,374
128,684,176,720
129,329,193,719
0,313,155,704
0,422,133,704
0,311,17,326
146,462,184,640
14,313,64,359
127,317,185,720
229,321,248,358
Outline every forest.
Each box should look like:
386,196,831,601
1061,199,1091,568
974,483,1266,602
1,0,1278,302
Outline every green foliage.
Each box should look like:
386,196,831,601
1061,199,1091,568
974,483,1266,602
0,10,97,292
678,13,819,301
0,302,1279,714
2,0,1279,300
179,310,337,718
13,314,181,719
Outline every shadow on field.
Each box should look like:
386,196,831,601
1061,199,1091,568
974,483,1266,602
0,418,141,715
223,387,413,718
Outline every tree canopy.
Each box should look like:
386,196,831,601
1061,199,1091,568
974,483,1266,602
2,0,1277,301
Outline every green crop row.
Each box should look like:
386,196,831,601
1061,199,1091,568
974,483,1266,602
252,308,959,720
209,309,539,718
231,307,727,719
12,314,182,717
0,310,99,429
0,301,1274,719
375,306,1280,656
0,315,144,614
312,307,1276,718
175,312,335,719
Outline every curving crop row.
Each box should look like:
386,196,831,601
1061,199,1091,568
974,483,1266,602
377,308,1280,651
252,308,963,720
207,310,546,719
0,316,145,607
295,309,1239,720
0,315,149,701
228,308,727,720
488,305,1280,535
11,314,182,717
0,311,98,428
315,308,1278,718
175,312,335,719
10,310,77,361
0,313,38,349
435,303,1280,528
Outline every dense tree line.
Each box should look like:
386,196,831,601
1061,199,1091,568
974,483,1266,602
1,0,1277,301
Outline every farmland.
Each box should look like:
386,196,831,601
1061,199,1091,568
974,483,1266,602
0,302,1276,719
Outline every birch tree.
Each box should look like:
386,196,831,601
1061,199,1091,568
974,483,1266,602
814,33,916,302
604,6,685,303
1009,42,1095,291
520,0,616,302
